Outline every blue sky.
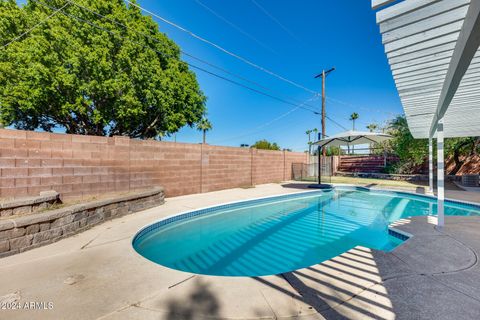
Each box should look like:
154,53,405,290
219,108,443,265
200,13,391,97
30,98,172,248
138,0,403,151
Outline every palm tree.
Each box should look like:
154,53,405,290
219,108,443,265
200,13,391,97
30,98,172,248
306,129,313,154
197,118,212,144
349,113,359,130
349,113,359,154
366,123,378,132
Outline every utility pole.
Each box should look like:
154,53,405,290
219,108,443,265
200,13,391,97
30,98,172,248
315,68,335,155
314,67,335,184
321,70,326,157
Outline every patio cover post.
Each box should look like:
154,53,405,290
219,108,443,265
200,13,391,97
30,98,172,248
429,137,433,194
437,119,445,228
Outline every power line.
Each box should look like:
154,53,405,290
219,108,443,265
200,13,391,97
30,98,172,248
212,95,350,144
186,64,322,114
326,115,348,131
64,0,316,109
194,0,278,55
212,111,348,145
64,0,390,119
30,0,323,117
90,0,384,119
327,96,395,117
5,0,394,121
67,0,267,90
123,0,319,95
223,115,318,147
126,1,390,124
250,0,303,45
211,107,303,144
26,0,351,136
212,94,319,144
1,1,71,49
189,64,321,114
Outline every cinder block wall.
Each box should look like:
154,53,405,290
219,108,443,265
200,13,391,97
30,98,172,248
0,129,308,200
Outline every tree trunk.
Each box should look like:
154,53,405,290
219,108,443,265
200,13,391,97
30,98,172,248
308,133,311,155
352,121,355,153
203,130,206,144
450,149,464,175
449,140,471,175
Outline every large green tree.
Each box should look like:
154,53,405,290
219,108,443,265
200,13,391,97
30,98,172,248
0,0,206,138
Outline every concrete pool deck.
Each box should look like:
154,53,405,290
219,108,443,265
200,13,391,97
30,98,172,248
1,182,480,319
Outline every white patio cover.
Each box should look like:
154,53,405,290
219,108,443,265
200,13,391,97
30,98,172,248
372,0,480,139
312,130,392,148
372,0,480,227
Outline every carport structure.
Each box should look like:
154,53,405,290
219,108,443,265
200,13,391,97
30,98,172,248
372,0,480,226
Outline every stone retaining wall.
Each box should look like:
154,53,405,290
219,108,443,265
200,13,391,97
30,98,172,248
0,190,60,218
0,187,164,257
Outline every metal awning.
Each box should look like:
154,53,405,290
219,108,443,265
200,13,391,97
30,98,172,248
313,130,392,148
372,0,480,139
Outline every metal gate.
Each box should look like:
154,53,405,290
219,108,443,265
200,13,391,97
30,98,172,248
292,157,333,183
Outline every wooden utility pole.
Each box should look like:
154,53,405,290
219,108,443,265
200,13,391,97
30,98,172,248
321,70,326,157
314,68,335,184
315,68,335,154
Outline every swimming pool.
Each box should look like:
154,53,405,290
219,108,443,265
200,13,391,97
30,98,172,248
132,186,480,277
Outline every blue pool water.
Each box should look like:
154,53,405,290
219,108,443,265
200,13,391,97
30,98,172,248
133,187,480,276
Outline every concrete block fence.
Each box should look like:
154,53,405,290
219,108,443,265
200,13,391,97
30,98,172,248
0,129,308,200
